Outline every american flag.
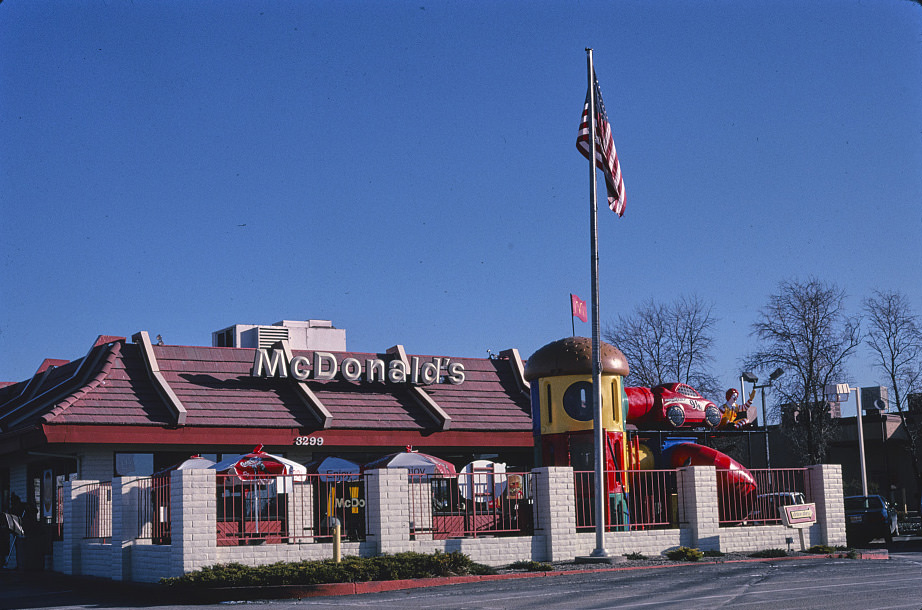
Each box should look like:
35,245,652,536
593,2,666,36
577,73,625,216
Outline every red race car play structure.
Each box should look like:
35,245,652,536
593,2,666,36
524,337,759,525
626,383,722,430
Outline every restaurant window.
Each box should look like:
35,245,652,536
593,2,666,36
114,453,154,477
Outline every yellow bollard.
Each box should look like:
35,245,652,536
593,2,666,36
333,522,341,563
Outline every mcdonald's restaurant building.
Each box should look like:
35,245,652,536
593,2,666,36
1,319,847,580
0,320,535,566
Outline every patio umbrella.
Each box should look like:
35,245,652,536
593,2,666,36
212,444,307,491
305,456,362,482
364,447,456,477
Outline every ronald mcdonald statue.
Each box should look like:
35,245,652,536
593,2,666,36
720,388,755,429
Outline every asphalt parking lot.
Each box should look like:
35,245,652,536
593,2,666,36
2,538,920,610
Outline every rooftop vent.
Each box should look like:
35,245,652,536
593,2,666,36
257,326,289,349
212,320,346,352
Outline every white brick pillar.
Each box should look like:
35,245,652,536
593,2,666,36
533,466,576,562
110,476,144,581
365,468,410,555
62,479,91,576
170,469,216,577
287,477,313,543
807,464,846,547
677,466,720,551
110,477,127,581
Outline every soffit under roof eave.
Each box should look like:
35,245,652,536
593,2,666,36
0,426,49,458
37,424,535,448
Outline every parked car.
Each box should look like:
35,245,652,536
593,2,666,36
745,491,806,524
844,495,899,545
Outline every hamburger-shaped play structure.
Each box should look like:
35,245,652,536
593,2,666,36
524,336,757,525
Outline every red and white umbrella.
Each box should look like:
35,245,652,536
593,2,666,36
364,447,456,477
212,444,307,489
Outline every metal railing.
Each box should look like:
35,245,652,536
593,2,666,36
408,471,537,539
574,470,678,531
216,473,367,546
718,467,809,526
83,481,112,541
137,475,171,544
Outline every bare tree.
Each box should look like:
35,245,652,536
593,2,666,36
864,290,922,494
604,295,719,397
744,278,861,465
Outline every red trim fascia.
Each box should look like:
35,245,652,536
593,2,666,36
40,425,535,449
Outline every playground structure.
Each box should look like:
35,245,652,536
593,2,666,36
525,336,759,526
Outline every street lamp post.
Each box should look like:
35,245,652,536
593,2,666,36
743,369,784,469
826,383,868,496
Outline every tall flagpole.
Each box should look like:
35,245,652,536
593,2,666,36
571,295,576,337
586,47,609,558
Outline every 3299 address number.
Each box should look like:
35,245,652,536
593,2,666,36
294,436,324,446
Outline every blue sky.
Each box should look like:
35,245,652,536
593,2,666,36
2,1,920,417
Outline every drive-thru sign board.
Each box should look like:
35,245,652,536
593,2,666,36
781,503,817,528
781,503,817,551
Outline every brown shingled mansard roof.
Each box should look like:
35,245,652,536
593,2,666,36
0,335,534,453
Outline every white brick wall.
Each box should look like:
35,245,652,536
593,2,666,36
605,528,689,557
80,452,113,482
412,536,540,567
50,461,850,581
131,544,171,583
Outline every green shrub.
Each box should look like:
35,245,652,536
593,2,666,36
807,545,835,554
665,546,703,561
748,548,787,558
624,552,648,560
160,551,495,588
507,560,552,572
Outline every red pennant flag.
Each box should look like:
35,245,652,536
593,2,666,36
570,293,588,323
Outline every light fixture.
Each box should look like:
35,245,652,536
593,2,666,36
824,383,850,403
747,369,785,470
824,383,868,496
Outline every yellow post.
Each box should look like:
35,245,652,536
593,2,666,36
333,522,341,563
